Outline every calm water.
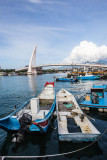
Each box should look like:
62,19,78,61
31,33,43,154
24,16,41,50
0,73,107,160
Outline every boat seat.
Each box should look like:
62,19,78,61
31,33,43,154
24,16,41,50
24,109,31,114
81,125,92,133
59,112,71,116
31,110,49,121
74,116,92,133
59,121,68,134
60,115,67,122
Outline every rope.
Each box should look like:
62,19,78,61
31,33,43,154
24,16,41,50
1,128,107,160
50,123,57,130
50,118,57,130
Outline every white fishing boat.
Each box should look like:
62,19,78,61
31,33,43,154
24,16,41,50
56,89,100,142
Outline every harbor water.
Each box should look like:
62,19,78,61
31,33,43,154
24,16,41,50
0,73,107,160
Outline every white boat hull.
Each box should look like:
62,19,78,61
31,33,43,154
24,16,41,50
59,133,100,142
56,89,100,142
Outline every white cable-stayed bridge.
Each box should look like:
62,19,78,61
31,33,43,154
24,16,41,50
15,46,107,74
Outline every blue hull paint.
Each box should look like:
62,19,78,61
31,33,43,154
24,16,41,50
56,78,71,82
0,117,20,131
0,100,30,132
77,75,100,80
29,123,50,133
30,97,56,133
56,78,78,82
80,85,107,109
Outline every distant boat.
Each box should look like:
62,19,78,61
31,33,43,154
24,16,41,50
0,73,3,76
0,82,56,134
55,77,78,82
80,85,107,112
56,89,100,142
77,73,100,80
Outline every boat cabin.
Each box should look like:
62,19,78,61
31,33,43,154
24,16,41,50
85,87,105,104
91,88,104,98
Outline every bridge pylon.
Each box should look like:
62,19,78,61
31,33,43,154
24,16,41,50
27,46,37,75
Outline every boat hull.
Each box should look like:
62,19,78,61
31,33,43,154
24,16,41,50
80,104,107,109
29,99,56,133
77,75,100,80
59,133,100,142
56,78,71,82
0,117,20,132
56,78,78,82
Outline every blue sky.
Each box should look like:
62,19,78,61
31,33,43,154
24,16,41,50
0,0,107,69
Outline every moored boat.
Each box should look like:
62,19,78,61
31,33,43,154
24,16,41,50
55,77,78,82
80,85,107,112
56,89,100,141
0,73,3,76
0,82,56,134
77,74,100,80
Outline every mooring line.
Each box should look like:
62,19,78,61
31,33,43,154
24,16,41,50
1,128,107,160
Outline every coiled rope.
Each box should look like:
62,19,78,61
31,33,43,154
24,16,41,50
1,128,107,160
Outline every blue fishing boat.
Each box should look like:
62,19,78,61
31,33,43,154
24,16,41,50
80,85,107,112
77,74,100,80
0,82,56,134
55,77,78,82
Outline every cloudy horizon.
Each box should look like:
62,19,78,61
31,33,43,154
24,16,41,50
62,41,107,64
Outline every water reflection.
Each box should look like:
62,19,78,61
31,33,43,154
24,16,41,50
0,133,13,156
0,133,47,158
27,75,37,92
58,141,102,160
84,109,107,121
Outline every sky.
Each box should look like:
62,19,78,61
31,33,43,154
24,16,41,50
0,0,107,69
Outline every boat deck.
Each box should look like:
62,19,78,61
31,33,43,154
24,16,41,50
58,100,92,133
23,99,54,122
58,101,76,112
58,111,92,134
39,99,54,110
67,118,82,133
38,85,54,100
81,91,107,108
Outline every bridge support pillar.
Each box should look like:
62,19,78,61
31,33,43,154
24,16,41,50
27,46,37,75
27,69,37,75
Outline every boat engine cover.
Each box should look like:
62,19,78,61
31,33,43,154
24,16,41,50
19,113,32,125
91,92,99,104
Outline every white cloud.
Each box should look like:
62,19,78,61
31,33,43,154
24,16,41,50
62,41,107,64
29,0,42,3
29,0,65,5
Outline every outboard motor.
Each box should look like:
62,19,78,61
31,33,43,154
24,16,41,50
79,113,84,122
19,113,32,133
12,113,32,143
92,92,99,104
